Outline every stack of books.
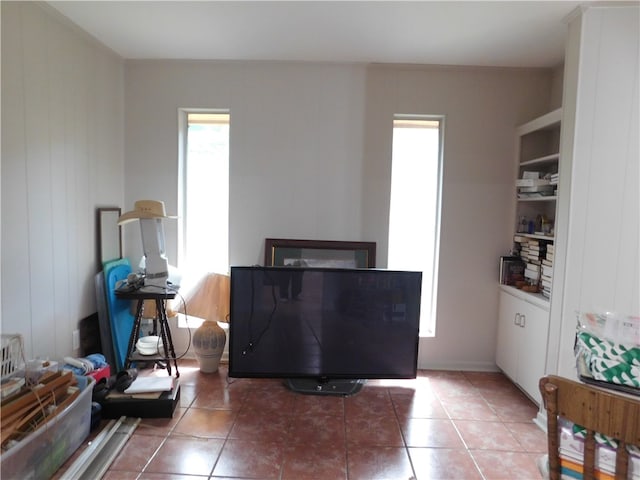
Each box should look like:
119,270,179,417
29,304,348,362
541,244,554,298
513,235,548,291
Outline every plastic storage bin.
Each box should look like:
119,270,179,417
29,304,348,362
25,359,59,384
0,377,94,480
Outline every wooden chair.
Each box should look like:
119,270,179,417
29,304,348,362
539,375,640,480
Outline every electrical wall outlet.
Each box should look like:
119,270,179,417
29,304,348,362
72,329,80,351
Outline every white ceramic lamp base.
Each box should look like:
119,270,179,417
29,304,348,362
192,320,226,373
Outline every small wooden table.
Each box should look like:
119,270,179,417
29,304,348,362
115,288,180,377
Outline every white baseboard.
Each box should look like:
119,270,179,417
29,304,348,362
534,408,547,432
417,360,500,372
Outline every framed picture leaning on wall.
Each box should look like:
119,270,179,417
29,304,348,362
264,238,376,268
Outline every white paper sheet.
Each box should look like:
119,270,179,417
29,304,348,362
124,376,174,394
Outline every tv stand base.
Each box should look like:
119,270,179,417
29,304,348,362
285,378,365,396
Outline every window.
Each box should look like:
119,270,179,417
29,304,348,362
178,110,230,287
388,116,444,336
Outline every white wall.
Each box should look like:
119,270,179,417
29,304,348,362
1,3,125,359
125,60,553,370
551,5,640,379
124,61,369,357
362,65,553,370
124,61,367,269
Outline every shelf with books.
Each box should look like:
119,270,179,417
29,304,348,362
515,108,560,234
497,108,561,401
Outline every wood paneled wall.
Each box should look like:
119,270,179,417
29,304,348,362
1,2,125,359
551,5,640,378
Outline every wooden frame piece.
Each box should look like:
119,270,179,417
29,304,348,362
540,375,640,480
264,238,376,268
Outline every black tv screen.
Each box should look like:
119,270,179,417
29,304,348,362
229,266,422,382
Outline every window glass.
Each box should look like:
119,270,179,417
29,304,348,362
179,111,230,285
389,117,444,336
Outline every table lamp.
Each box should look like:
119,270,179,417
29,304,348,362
178,272,230,372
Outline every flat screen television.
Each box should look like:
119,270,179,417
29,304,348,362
229,266,422,395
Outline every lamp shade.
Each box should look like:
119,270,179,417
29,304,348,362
179,273,230,323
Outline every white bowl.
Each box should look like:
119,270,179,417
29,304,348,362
136,335,162,356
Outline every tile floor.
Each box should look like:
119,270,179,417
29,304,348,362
57,360,548,479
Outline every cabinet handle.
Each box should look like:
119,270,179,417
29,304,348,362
520,314,526,328
514,313,521,326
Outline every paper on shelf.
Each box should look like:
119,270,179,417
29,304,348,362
522,171,541,179
124,376,174,394
516,178,550,187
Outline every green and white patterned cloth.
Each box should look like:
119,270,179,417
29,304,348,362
571,421,618,449
576,330,640,388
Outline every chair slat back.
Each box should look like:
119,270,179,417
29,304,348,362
539,375,640,480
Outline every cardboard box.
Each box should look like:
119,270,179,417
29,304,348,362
101,381,180,419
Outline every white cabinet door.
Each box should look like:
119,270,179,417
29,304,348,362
496,290,519,380
516,300,550,406
496,288,550,405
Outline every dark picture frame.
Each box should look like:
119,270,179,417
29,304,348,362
264,238,376,268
